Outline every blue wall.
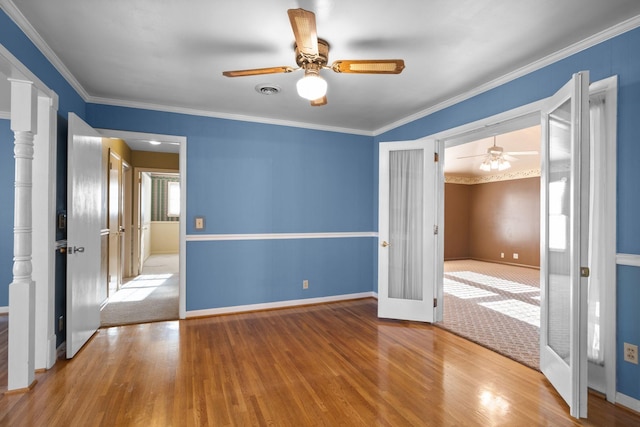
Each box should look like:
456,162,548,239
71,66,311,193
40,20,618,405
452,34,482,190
375,26,640,401
85,105,376,310
0,119,13,307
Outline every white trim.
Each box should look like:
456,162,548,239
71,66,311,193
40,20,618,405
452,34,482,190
0,44,58,109
186,292,375,318
0,306,8,314
90,97,372,137
616,253,640,267
0,0,89,100
373,15,640,136
615,393,640,413
186,231,378,242
0,111,9,120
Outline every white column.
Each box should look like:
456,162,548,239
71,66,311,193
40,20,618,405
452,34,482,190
33,94,57,370
8,79,37,391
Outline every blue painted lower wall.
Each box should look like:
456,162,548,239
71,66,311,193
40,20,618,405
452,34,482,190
186,237,374,310
617,265,640,400
0,119,13,308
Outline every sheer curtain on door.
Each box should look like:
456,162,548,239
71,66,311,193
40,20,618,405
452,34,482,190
388,149,424,300
587,95,606,364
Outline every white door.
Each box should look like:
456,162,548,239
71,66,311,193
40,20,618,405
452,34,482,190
378,140,437,322
67,113,104,358
540,71,590,418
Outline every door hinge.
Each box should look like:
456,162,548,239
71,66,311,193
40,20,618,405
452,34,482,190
433,225,439,235
433,298,438,308
580,267,590,278
434,152,439,162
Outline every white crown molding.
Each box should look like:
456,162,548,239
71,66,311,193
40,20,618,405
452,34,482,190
3,0,639,137
373,14,640,136
88,96,373,136
186,231,378,242
445,169,541,185
0,0,89,100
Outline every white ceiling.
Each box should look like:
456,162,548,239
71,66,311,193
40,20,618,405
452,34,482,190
2,1,640,135
444,126,540,177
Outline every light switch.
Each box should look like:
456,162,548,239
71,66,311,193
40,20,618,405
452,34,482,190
195,216,205,230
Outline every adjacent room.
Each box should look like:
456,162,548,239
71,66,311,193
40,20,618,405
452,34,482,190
441,126,542,369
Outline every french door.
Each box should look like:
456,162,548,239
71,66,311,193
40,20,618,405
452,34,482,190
66,113,104,358
540,71,590,418
378,140,437,322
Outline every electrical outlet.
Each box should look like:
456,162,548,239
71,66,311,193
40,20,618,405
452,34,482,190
513,253,519,260
303,280,309,289
624,342,638,364
500,252,504,258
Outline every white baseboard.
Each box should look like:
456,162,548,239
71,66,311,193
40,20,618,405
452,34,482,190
186,292,376,318
0,306,8,314
372,292,379,299
616,392,640,414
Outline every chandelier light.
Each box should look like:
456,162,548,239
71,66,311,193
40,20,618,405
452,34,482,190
479,136,511,172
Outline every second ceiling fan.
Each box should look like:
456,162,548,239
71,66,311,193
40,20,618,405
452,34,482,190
222,8,406,106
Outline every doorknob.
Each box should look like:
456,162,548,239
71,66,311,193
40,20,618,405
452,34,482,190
381,241,390,247
68,246,85,255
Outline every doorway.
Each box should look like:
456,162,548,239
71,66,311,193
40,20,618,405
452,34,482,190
434,76,617,402
101,169,181,327
441,126,541,370
96,128,185,326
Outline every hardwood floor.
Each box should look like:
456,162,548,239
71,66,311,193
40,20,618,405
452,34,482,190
1,299,639,426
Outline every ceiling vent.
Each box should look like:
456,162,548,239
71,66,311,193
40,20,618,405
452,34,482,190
255,84,281,95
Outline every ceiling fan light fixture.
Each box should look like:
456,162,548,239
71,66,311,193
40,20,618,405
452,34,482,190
479,160,491,172
296,69,327,101
498,158,511,171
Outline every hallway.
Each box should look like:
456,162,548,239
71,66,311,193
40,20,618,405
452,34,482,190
100,254,179,327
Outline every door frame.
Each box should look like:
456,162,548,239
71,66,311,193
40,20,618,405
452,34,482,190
429,76,617,403
96,129,187,319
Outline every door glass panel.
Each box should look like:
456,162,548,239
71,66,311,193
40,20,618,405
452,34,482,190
547,99,572,362
388,149,424,300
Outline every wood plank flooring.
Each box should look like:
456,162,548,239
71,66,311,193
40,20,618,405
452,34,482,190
1,299,639,426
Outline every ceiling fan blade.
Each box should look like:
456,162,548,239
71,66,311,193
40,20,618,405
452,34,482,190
331,59,405,74
503,154,520,162
222,66,296,77
456,153,486,159
506,151,538,156
288,8,319,57
310,96,327,107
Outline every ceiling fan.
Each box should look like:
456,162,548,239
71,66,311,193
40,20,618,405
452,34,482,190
457,136,538,172
222,8,405,106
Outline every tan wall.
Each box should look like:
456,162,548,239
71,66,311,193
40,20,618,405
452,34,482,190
444,177,540,268
132,151,179,170
104,137,132,165
150,221,179,254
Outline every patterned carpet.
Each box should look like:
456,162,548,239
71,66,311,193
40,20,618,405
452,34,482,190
438,259,540,370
